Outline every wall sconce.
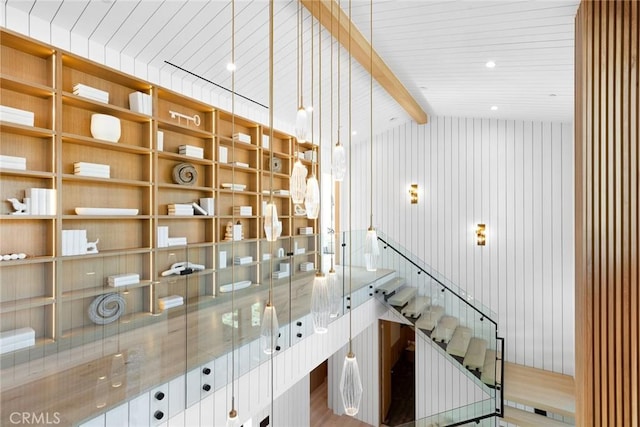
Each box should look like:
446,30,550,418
409,184,418,204
476,224,486,246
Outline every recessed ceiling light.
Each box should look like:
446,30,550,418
306,105,314,112
490,106,498,111
485,61,496,69
352,131,357,135
226,62,236,72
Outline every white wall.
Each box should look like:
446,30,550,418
344,117,575,375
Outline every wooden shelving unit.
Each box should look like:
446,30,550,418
0,28,321,368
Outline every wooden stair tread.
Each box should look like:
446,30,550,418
376,277,406,295
401,295,430,318
503,406,573,427
463,337,487,370
415,305,445,331
503,362,575,417
387,286,416,307
446,326,472,357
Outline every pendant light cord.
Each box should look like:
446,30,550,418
268,2,275,422
369,0,374,229
348,0,353,355
316,1,321,273
330,0,335,270
230,0,237,416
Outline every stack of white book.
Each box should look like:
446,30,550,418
108,273,140,287
0,327,35,354
199,198,214,216
233,133,251,143
157,226,169,248
73,83,109,103
0,154,26,170
234,256,253,265
0,105,34,126
304,150,317,162
262,135,270,148
299,227,313,235
272,262,290,279
233,206,252,216
273,189,290,196
159,295,184,310
222,183,246,191
61,229,88,256
74,162,110,178
230,161,249,168
167,237,187,247
179,145,204,159
300,261,314,272
25,188,56,215
128,91,152,115
168,203,194,216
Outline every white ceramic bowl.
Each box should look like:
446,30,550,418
90,114,121,142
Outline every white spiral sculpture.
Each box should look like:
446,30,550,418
88,293,126,324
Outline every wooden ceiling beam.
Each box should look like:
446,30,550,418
301,0,428,125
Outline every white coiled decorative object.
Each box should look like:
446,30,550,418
88,293,126,324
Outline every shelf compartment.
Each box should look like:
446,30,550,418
0,304,54,350
0,174,56,215
61,104,152,149
62,53,151,111
0,74,55,98
219,216,259,242
217,111,259,142
157,217,215,246
0,262,54,314
218,168,258,193
62,92,150,123
157,191,215,215
157,121,214,152
157,88,214,133
261,128,292,155
61,219,152,253
61,280,154,302
0,131,54,174
157,150,214,167
0,33,54,87
157,271,216,308
0,122,54,138
62,180,151,216
62,174,151,188
262,152,291,177
1,86,54,130
61,133,151,155
0,218,54,257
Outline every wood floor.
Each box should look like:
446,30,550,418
310,379,372,427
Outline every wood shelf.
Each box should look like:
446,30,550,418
0,122,54,137
60,280,154,302
62,92,151,123
61,174,151,187
58,248,151,261
0,74,55,97
156,117,213,138
61,133,151,154
157,151,214,166
0,296,55,314
0,169,55,178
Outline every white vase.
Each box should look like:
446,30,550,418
91,114,121,142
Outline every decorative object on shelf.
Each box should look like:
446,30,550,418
219,251,227,269
476,223,486,246
0,105,35,126
199,198,214,215
340,0,363,416
157,131,164,151
267,157,282,172
172,162,198,185
107,273,139,288
86,238,99,254
0,327,35,354
75,207,138,216
74,162,110,178
294,204,306,216
74,83,109,103
409,184,419,204
158,295,184,310
128,91,152,115
218,146,228,163
232,132,251,143
26,188,56,215
0,253,27,261
61,229,91,256
161,261,205,277
179,144,204,159
90,113,121,142
169,110,201,127
6,198,27,215
0,154,26,170
224,221,243,241
276,247,285,258
87,293,126,325
219,280,252,293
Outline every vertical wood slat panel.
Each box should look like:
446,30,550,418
575,1,639,425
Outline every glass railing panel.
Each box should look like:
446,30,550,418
398,399,497,427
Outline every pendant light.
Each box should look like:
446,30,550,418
363,0,379,272
261,0,279,356
328,1,341,319
340,0,362,416
332,4,346,183
305,8,320,220
228,1,239,424
310,4,329,334
290,2,307,205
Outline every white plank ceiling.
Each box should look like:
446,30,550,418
4,0,579,140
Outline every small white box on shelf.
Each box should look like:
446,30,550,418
300,261,314,272
157,131,164,151
234,256,253,265
159,295,184,310
232,206,252,216
167,237,187,246
280,262,290,273
74,84,109,103
219,251,227,269
108,273,140,287
304,150,317,162
298,227,313,235
0,327,36,354
199,198,214,216
0,105,35,126
0,154,27,170
262,135,270,149
233,224,243,241
74,162,110,178
128,91,152,115
232,133,251,144
218,146,228,164
179,145,204,159
157,226,169,248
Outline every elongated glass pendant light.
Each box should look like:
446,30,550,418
310,7,329,334
261,0,279,355
305,8,320,220
228,1,239,425
290,1,307,205
328,6,341,318
363,0,379,272
332,8,346,183
340,0,362,415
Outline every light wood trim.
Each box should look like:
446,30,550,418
574,1,640,425
301,0,428,125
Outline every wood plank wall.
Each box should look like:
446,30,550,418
574,1,639,426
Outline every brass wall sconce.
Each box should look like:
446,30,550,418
409,184,418,204
476,224,486,246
